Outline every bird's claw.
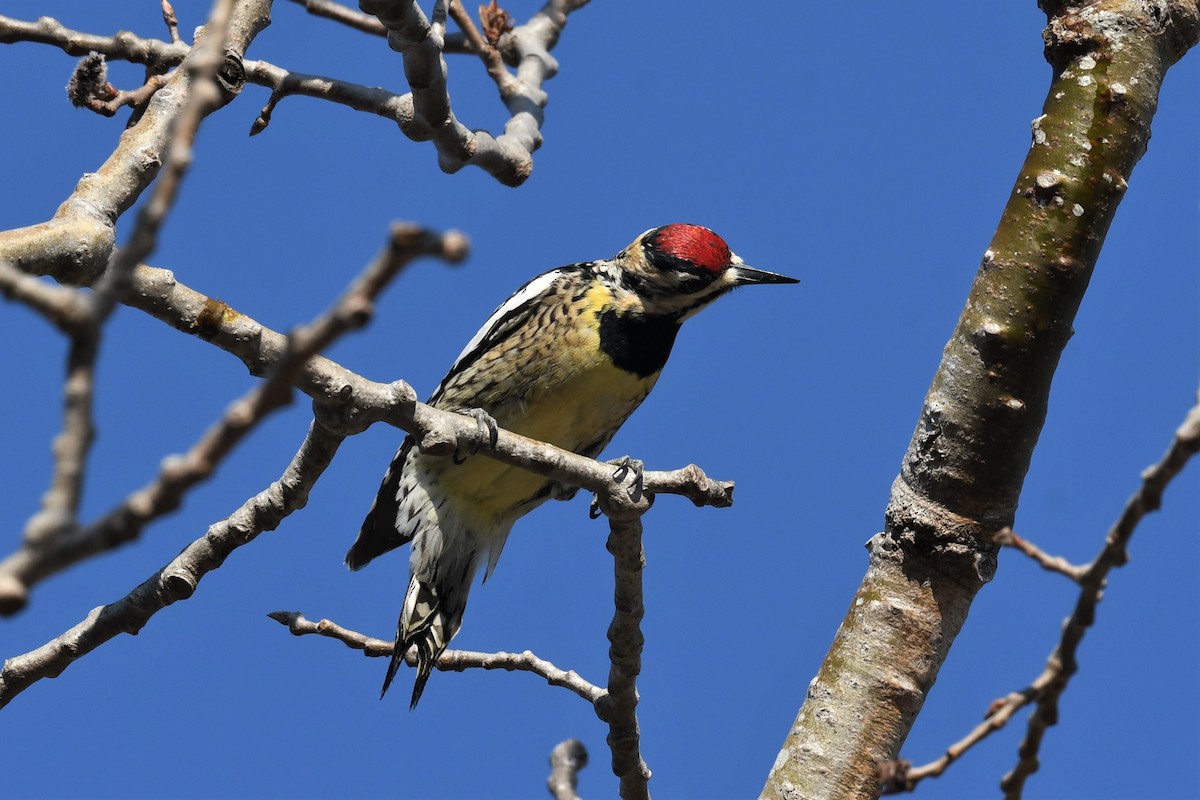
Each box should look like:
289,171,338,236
610,455,645,502
452,408,499,465
589,456,646,519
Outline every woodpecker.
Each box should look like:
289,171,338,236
346,224,797,708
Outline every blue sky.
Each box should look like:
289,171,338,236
1,3,1197,799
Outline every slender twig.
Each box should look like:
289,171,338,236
448,0,521,96
268,611,606,703
161,0,182,44
0,261,91,334
0,4,585,186
1000,391,1200,797
994,527,1086,582
285,0,388,37
880,390,1200,796
66,52,171,117
547,738,588,800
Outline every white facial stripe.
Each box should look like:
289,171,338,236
448,268,565,369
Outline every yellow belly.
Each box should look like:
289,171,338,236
434,342,658,526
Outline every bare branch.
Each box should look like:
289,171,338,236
994,527,1086,582
0,421,344,708
268,611,606,703
0,0,244,615
598,515,652,800
0,6,265,285
161,0,182,44
286,0,388,36
882,390,1200,795
66,52,170,117
1,2,583,186
357,0,589,185
547,738,588,800
0,261,91,333
0,224,468,614
1001,390,1200,796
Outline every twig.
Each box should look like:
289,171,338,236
0,261,91,334
0,1,242,615
66,52,171,117
1000,390,1200,797
161,0,182,44
0,420,344,708
0,8,264,286
0,225,467,615
547,738,588,800
880,390,1200,795
286,0,388,36
448,0,521,96
0,5,582,186
598,515,652,800
354,0,589,185
994,527,1086,582
268,611,605,703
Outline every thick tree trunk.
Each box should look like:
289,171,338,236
761,3,1200,798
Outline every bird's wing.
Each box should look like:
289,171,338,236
428,265,582,406
345,437,417,570
347,265,587,569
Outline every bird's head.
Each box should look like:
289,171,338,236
607,224,798,319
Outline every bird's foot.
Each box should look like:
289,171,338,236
589,455,645,518
610,455,645,501
451,408,499,465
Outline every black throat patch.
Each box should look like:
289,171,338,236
598,309,681,379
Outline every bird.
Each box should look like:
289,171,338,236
346,224,798,708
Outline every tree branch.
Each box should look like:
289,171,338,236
1000,389,1200,796
0,420,344,708
878,389,1200,794
0,0,245,614
356,0,588,185
993,527,1086,582
0,4,264,285
761,3,1200,798
0,224,467,614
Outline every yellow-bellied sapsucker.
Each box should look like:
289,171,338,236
346,224,798,707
